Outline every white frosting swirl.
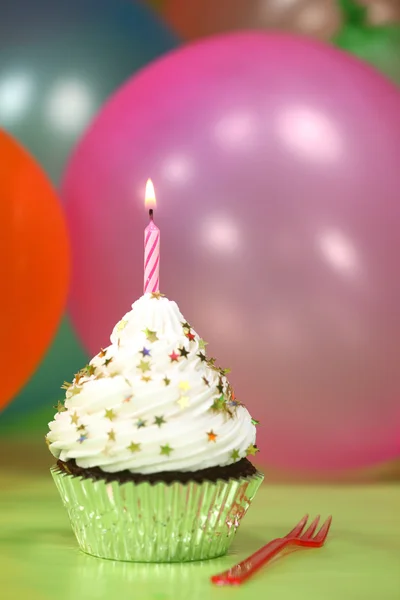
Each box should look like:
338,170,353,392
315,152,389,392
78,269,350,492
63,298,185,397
47,294,257,474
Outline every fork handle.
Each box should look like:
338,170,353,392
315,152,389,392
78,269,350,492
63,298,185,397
211,538,289,585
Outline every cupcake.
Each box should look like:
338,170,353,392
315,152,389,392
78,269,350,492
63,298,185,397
47,292,263,562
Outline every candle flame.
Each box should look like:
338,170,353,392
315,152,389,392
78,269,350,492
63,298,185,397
145,179,156,209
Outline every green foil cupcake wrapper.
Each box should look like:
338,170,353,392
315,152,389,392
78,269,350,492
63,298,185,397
51,466,264,563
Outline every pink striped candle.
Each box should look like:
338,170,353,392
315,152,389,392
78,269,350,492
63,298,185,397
144,179,160,294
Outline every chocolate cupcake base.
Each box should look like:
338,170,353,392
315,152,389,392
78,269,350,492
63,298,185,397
56,457,257,484
51,462,263,563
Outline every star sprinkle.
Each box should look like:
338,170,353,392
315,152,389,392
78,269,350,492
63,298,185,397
178,346,189,359
219,367,231,376
69,386,81,397
154,415,166,427
181,321,191,330
135,419,147,429
150,292,165,300
55,400,66,413
123,394,133,403
45,436,51,448
185,330,195,341
77,424,86,432
86,364,96,376
103,358,113,367
216,379,224,394
163,376,171,386
107,430,116,442
140,347,151,357
210,395,225,413
61,381,72,390
116,319,128,331
251,418,260,426
98,349,107,358
77,433,88,444
70,412,79,425
137,360,151,373
169,351,179,362
246,444,259,456
177,396,190,410
178,381,190,392
160,444,173,456
231,449,241,461
197,352,206,362
128,441,141,453
143,328,158,343
74,372,84,385
202,376,210,387
141,375,152,383
198,339,208,350
105,408,117,421
207,430,218,443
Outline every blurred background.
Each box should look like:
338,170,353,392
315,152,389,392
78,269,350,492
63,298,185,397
1,0,399,483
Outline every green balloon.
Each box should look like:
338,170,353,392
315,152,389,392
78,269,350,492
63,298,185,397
0,1,177,429
334,0,400,85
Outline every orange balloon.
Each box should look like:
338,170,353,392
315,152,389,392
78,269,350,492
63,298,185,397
0,130,70,410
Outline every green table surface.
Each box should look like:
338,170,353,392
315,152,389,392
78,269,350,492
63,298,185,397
1,472,399,600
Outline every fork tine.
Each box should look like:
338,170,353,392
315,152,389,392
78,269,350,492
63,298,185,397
301,515,320,540
314,516,333,543
286,514,309,538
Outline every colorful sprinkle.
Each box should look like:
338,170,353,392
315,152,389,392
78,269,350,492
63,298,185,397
178,346,189,359
70,412,79,425
127,441,141,453
105,408,117,421
231,449,241,461
169,351,179,362
160,444,173,456
177,396,190,410
207,430,218,443
178,380,190,392
150,292,164,300
246,444,259,456
143,328,158,343
137,360,151,373
116,319,128,331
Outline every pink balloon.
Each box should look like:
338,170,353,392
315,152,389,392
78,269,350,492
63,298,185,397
64,33,400,472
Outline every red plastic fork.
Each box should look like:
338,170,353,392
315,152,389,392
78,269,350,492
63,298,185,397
211,514,332,586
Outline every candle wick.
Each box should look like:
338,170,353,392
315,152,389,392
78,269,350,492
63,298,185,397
149,209,154,221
